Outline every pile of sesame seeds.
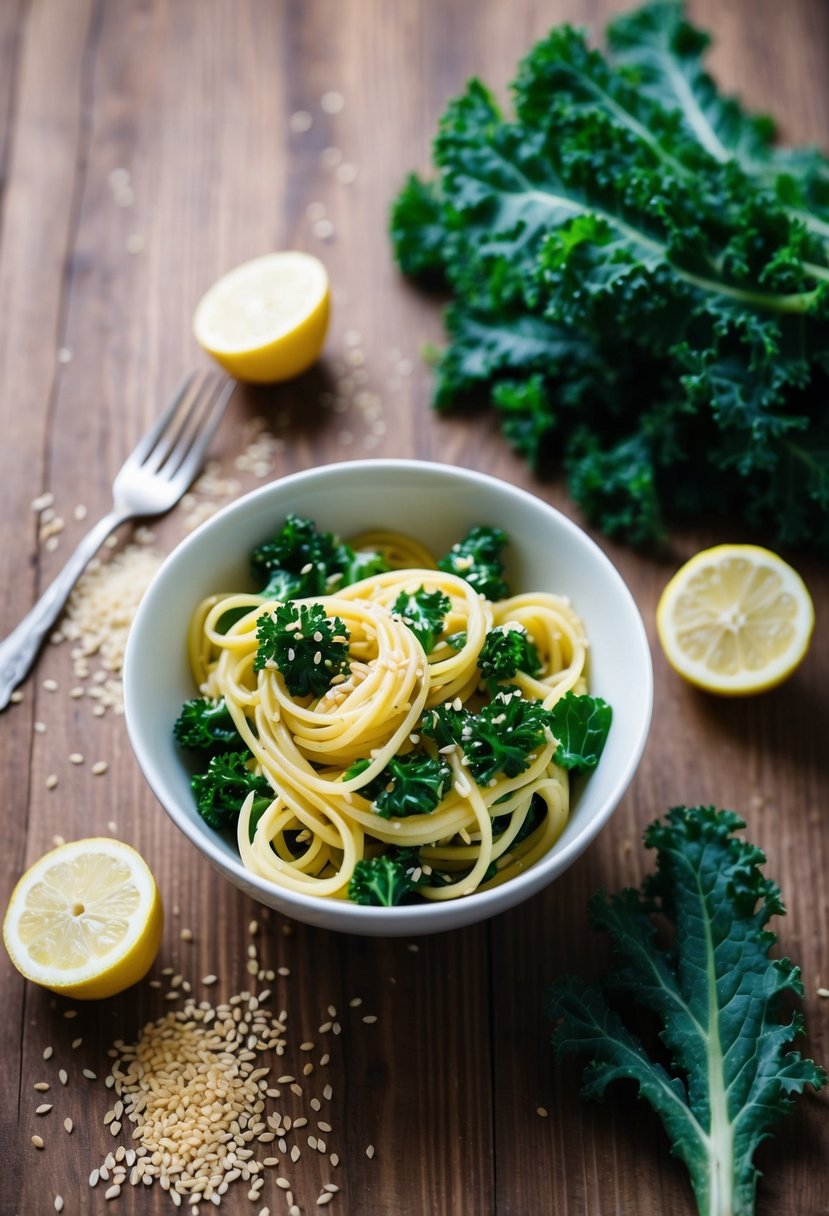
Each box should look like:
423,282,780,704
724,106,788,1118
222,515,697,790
53,538,164,716
28,920,386,1214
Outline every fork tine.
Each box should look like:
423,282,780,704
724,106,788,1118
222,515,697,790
127,371,199,468
141,372,218,474
158,375,235,483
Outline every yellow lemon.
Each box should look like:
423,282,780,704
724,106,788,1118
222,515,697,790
656,544,814,696
193,251,330,383
3,838,163,999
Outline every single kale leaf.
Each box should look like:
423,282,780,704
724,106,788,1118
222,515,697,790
350,752,452,819
423,690,555,784
252,513,389,598
478,625,542,682
437,526,510,599
191,751,272,831
348,848,428,906
255,602,350,697
546,806,826,1216
392,586,451,653
549,691,612,772
173,697,242,753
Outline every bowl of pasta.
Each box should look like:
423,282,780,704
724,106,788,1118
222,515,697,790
124,459,652,935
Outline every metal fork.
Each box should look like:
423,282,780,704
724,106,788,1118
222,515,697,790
0,371,235,710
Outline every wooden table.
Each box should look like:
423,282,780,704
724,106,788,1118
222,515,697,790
1,2,827,1212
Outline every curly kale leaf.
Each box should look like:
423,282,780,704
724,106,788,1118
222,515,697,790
349,752,452,819
549,691,612,772
478,625,542,682
547,806,826,1216
392,587,451,654
424,690,555,784
437,525,510,600
348,849,428,907
390,173,449,284
390,3,829,552
252,514,388,598
173,697,242,753
191,751,272,831
255,602,350,697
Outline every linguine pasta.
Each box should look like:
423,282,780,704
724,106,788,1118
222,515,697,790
186,529,591,903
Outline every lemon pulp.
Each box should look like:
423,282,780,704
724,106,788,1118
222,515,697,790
655,544,813,695
3,838,163,999
193,251,330,383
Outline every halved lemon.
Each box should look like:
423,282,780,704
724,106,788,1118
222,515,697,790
656,544,814,695
193,251,330,383
3,838,163,999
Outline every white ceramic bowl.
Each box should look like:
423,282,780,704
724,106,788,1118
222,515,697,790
124,460,652,935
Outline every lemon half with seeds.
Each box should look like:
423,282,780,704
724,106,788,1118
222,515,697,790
656,544,814,696
193,251,330,383
3,838,163,999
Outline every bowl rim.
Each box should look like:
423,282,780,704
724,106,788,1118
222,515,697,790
124,458,653,927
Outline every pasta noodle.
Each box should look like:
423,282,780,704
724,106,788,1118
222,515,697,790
185,527,593,904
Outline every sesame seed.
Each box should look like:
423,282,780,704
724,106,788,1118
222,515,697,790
348,997,362,1007
34,1082,49,1092
180,927,193,942
818,987,829,998
321,90,344,114
31,1135,44,1149
43,679,59,692
82,1068,97,1080
537,1105,549,1117
317,1195,334,1207
54,1197,64,1212
104,1183,121,1200
64,1117,73,1133
362,1015,378,1025
289,109,312,133
277,966,290,977
366,1144,375,1159
36,1104,53,1115
71,1037,82,1049
202,974,218,985
323,1084,333,1101
276,1177,291,1190
91,760,108,775
58,1070,68,1085
46,775,58,789
330,1153,339,1167
68,752,84,765
43,1047,53,1061
10,689,23,703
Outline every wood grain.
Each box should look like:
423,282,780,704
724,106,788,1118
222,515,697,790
1,1,828,1213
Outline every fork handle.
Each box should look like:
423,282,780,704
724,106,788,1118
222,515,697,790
0,508,130,710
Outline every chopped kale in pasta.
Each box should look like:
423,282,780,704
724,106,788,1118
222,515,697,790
175,517,611,904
